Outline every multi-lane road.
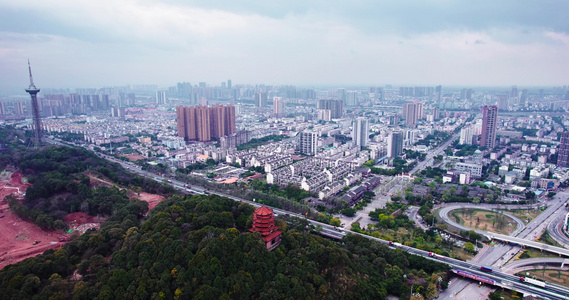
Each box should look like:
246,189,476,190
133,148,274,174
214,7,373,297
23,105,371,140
547,209,569,248
439,204,526,236
438,197,569,257
45,138,569,299
409,131,460,175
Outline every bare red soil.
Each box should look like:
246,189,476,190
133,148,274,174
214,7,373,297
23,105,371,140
0,171,159,270
133,192,165,210
123,154,146,161
0,172,64,270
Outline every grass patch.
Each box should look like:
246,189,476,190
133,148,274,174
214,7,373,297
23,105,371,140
500,208,543,224
537,230,563,248
451,248,475,261
518,248,563,259
516,269,569,288
452,208,518,235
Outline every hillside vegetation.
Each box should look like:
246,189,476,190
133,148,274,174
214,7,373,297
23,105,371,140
0,193,449,299
8,145,175,230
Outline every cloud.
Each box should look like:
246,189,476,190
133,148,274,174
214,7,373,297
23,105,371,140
0,0,568,91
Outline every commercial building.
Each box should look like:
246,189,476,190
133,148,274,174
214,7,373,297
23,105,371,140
456,162,482,178
481,105,498,149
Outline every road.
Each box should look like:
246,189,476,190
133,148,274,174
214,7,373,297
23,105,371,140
409,131,460,175
93,146,569,299
339,130,460,231
547,209,569,248
406,206,430,231
45,139,569,298
436,193,569,298
502,257,569,273
439,204,526,236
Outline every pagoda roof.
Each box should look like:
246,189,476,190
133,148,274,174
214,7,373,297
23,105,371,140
254,206,274,217
261,230,282,243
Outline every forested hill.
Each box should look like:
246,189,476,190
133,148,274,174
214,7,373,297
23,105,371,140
8,145,175,230
0,193,450,299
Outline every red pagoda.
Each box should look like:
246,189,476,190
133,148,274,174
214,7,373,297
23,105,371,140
249,206,282,250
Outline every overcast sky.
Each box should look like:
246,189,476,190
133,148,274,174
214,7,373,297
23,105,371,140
1,0,568,92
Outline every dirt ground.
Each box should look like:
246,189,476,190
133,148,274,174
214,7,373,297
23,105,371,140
123,154,146,161
132,192,165,210
0,169,163,270
85,172,116,188
0,172,65,270
87,172,165,210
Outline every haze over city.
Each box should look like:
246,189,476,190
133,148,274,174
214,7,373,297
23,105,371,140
3,2,569,300
1,0,569,92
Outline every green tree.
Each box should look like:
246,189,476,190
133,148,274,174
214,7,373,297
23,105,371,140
330,218,341,227
463,242,475,253
351,222,361,232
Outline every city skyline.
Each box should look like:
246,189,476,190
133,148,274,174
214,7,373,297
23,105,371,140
1,1,568,92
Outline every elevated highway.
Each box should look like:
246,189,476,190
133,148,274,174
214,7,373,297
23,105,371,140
439,204,569,257
439,204,526,236
46,139,569,298
502,257,569,273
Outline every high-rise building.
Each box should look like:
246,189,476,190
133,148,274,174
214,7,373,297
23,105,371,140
352,118,369,149
255,92,267,107
111,106,126,119
14,102,24,115
497,96,508,111
387,131,403,158
0,101,5,115
227,80,232,89
460,89,473,100
337,88,346,103
435,85,442,102
402,102,423,128
156,91,167,105
511,86,518,98
299,131,317,155
345,91,357,106
481,105,498,149
558,132,569,168
177,105,236,142
177,82,192,98
318,99,343,119
209,104,236,139
404,129,418,146
388,115,400,126
273,97,285,117
459,126,474,145
432,107,440,120
520,89,528,107
317,109,331,121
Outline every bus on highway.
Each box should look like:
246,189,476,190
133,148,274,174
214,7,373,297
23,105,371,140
480,266,492,272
